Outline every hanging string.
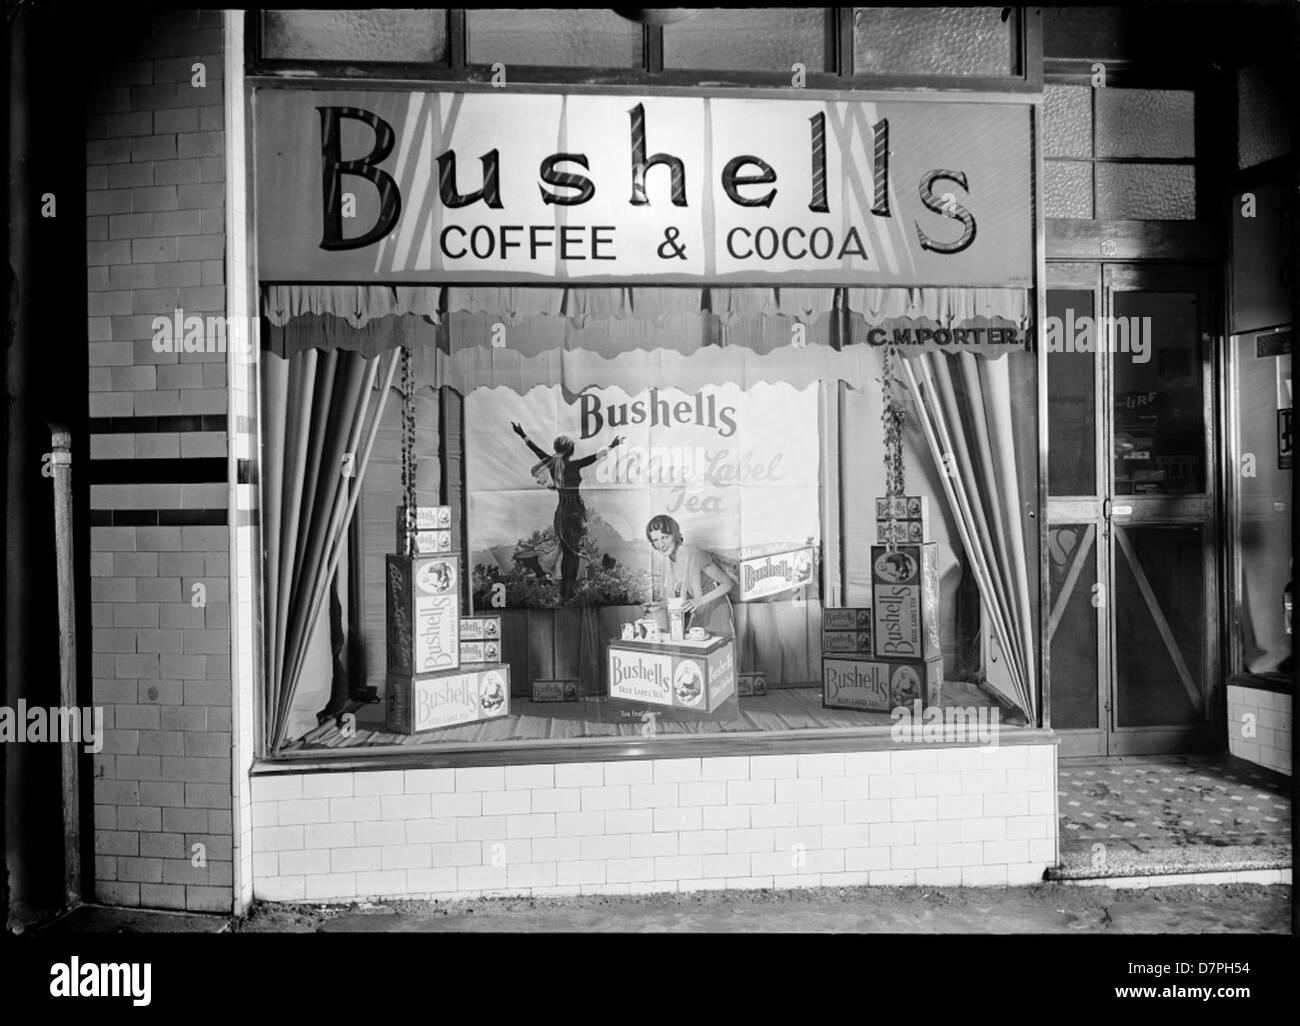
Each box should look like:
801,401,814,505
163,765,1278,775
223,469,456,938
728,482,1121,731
400,345,416,557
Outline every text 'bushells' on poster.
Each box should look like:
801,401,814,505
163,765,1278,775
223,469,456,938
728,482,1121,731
255,91,1033,286
465,382,820,610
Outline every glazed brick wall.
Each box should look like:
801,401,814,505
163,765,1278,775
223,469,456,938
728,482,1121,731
86,9,234,913
1227,685,1292,777
251,744,1059,901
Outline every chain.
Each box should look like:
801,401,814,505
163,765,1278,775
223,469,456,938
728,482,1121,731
400,346,416,558
880,343,906,552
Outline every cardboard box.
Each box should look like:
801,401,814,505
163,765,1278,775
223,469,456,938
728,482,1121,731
874,496,930,544
386,553,460,675
823,607,872,632
870,543,940,660
532,678,580,703
459,615,502,642
459,639,502,665
735,545,817,601
607,636,735,714
396,505,453,552
822,656,943,712
737,672,767,697
822,606,873,654
411,529,453,554
875,520,926,544
386,664,510,734
822,629,873,654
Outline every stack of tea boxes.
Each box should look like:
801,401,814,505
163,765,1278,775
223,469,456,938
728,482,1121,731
822,496,943,713
385,506,511,733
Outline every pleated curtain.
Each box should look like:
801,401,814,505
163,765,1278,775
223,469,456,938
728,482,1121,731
899,351,1038,721
261,345,401,752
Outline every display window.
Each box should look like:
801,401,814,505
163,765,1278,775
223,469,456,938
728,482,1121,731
257,284,1040,754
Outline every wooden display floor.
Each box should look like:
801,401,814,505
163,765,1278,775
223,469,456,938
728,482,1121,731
282,680,1008,751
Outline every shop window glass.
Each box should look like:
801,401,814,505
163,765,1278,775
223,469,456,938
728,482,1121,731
262,9,448,63
853,7,1014,77
1230,330,1292,673
662,8,829,72
266,288,1040,753
467,9,642,68
1095,163,1196,220
1044,161,1093,219
1095,88,1194,159
1043,85,1092,159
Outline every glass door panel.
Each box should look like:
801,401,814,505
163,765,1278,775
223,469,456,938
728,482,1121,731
1047,290,1098,496
1047,523,1100,730
1111,291,1206,496
1113,523,1207,728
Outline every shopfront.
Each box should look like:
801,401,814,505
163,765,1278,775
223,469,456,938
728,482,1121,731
60,6,1289,917
234,8,1061,902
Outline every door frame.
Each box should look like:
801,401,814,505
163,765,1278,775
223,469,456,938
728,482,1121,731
1046,261,1223,756
1103,263,1221,754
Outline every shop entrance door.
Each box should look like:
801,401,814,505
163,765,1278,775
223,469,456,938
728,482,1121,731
1045,263,1220,756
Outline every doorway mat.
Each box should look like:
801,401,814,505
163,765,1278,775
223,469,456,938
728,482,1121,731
1056,754,1292,863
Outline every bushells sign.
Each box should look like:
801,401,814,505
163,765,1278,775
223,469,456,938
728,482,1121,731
254,91,1032,286
465,382,820,610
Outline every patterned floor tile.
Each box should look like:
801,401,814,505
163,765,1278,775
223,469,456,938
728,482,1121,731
1059,755,1291,855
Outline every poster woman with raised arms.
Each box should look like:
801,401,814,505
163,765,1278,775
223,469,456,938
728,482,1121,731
510,421,622,602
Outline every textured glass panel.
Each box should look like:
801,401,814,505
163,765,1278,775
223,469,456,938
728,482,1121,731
1112,290,1205,496
854,7,1013,76
1044,85,1092,158
664,8,826,71
1047,290,1096,495
1114,525,1205,728
1238,66,1293,170
1048,525,1099,729
1096,164,1195,220
263,10,447,62
469,9,641,68
1096,88,1194,158
1044,162,1093,219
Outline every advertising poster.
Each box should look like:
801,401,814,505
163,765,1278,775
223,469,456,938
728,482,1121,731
465,382,819,609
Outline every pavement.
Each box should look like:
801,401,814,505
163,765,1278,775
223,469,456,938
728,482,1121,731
32,882,1293,934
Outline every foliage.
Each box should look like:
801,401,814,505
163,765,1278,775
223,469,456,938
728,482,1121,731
471,508,652,609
